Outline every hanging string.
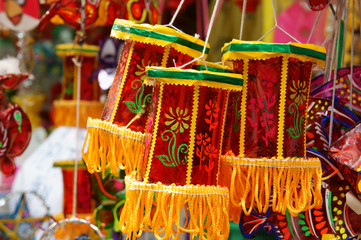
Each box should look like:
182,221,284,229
323,4,338,86
307,11,322,43
71,0,87,219
257,0,300,42
239,0,247,40
350,0,355,111
328,0,345,148
179,0,222,70
165,0,185,32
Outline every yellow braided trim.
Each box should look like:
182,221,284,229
186,85,200,185
110,19,208,59
222,155,323,216
217,91,230,185
53,100,104,128
119,178,230,240
238,59,249,155
82,118,145,176
303,70,313,158
160,45,170,67
277,58,289,158
144,83,164,183
110,41,135,122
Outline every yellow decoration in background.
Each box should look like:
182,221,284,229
53,100,104,128
12,94,45,129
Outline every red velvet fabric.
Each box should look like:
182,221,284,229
62,168,92,215
101,40,193,133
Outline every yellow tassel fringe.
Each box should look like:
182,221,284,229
222,154,323,217
82,118,145,175
119,177,230,240
52,100,104,128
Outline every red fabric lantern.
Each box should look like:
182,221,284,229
53,160,93,215
52,44,103,128
220,40,326,216
119,67,243,240
82,19,209,176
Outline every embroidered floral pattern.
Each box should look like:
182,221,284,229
205,100,220,131
205,145,218,159
134,59,147,81
164,107,190,134
248,97,265,112
196,133,211,146
123,80,152,114
260,113,274,127
156,130,189,167
286,103,304,139
290,79,307,105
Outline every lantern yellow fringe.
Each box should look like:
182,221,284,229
52,100,104,128
82,118,145,175
222,155,323,217
119,177,230,240
218,159,242,223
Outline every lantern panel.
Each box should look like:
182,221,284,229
101,40,133,122
283,57,313,158
147,83,194,185
244,57,282,158
191,86,228,186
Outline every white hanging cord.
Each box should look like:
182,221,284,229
239,0,247,40
144,0,151,12
328,0,345,148
349,0,355,111
179,0,222,70
323,4,338,85
307,10,322,43
321,32,333,47
71,0,86,219
257,0,300,42
165,0,185,32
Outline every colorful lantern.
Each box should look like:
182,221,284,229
53,44,103,128
0,73,31,176
118,67,243,240
310,66,361,118
83,19,209,176
306,97,359,153
0,0,40,31
0,192,51,239
53,160,93,216
330,123,361,199
38,0,99,31
221,40,326,216
306,0,329,11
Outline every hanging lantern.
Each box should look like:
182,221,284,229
118,67,243,240
53,160,93,216
221,40,326,216
82,19,209,176
53,44,103,128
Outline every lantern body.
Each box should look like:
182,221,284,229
83,19,209,175
221,40,326,216
53,160,93,216
53,44,103,128
119,67,243,240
